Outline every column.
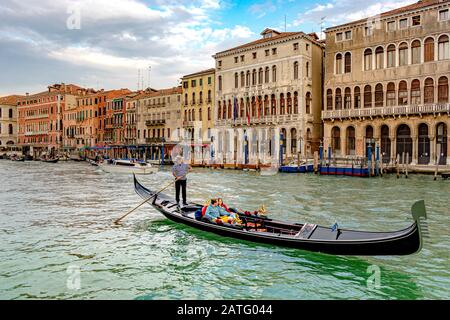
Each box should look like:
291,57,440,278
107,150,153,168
430,134,436,165
411,135,418,165
390,136,396,162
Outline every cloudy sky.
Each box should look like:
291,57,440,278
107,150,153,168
0,0,416,96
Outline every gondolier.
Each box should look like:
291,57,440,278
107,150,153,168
172,156,192,206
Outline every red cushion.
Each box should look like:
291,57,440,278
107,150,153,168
201,206,207,217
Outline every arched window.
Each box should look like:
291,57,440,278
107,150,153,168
235,73,239,88
375,84,383,107
438,35,449,60
364,85,372,108
290,128,297,154
185,109,188,121
208,107,211,120
199,108,202,121
265,67,270,83
9,124,13,135
208,90,211,103
424,37,435,62
192,92,196,104
375,47,384,69
399,42,408,66
424,78,434,104
227,100,232,119
364,49,372,71
294,61,299,79
327,89,333,110
240,72,245,87
438,76,449,103
199,91,203,103
411,40,421,64
305,92,311,114
346,126,355,155
387,44,396,67
344,88,351,109
418,123,430,165
354,87,361,109
184,93,188,105
9,109,13,118
272,66,277,82
258,68,263,84
336,53,342,74
306,62,310,77
218,76,222,91
332,127,341,153
381,125,391,163
279,94,285,115
270,95,276,115
246,71,250,86
398,81,408,105
222,101,227,119
387,82,396,106
335,88,342,110
287,93,292,114
344,52,351,73
252,69,257,85
240,99,244,118
411,79,421,105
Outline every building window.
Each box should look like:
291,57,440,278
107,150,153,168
354,87,361,109
399,18,408,29
398,81,408,105
387,82,396,106
345,31,352,40
306,62,310,78
234,57,238,63
327,89,333,110
411,79,421,105
364,49,372,71
240,55,245,62
265,49,270,56
272,48,277,55
387,21,396,31
272,66,277,82
305,92,311,114
246,71,250,86
208,107,211,120
344,88,351,109
293,43,299,51
399,42,408,66
335,53,342,74
253,52,257,59
265,67,270,83
9,108,13,118
387,44,396,67
375,47,384,69
240,72,245,87
438,35,449,60
9,124,13,135
252,69,257,85
235,73,239,88
218,60,222,67
412,40,421,64
424,78,434,104
438,76,449,103
332,127,341,153
306,43,310,51
191,80,196,87
336,32,343,41
218,76,222,91
208,77,212,85
364,85,372,108
258,68,263,84
347,126,356,155
208,90,211,103
412,15,421,26
375,84,383,107
439,9,449,21
365,26,373,36
294,62,299,79
335,88,342,110
344,52,351,73
424,37,435,62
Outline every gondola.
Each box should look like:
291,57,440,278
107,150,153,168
41,158,59,163
133,175,427,256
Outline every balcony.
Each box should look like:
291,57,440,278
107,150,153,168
146,119,166,126
215,114,301,127
183,120,195,127
322,103,450,120
146,137,166,143
25,131,47,136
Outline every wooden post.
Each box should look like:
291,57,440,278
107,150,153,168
402,152,405,175
405,153,409,179
396,154,400,179
313,151,318,174
434,144,441,181
371,154,375,177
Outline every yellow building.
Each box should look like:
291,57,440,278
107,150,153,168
181,68,216,147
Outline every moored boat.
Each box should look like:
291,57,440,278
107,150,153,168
133,175,427,256
40,158,59,163
100,159,157,175
280,162,314,173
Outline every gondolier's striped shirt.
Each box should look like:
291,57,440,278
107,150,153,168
172,163,189,180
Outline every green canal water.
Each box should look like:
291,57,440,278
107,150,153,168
0,160,449,300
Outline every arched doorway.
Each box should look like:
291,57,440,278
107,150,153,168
346,126,355,156
380,125,391,163
365,126,375,157
280,128,287,155
396,124,412,164
290,128,297,154
436,123,448,165
331,126,341,155
418,124,430,165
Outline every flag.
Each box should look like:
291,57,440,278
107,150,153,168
233,96,237,123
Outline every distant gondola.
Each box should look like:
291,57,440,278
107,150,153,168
133,175,427,256
41,158,59,163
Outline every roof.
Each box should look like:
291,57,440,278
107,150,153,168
182,68,216,79
0,95,23,105
326,0,447,31
133,86,182,100
214,31,302,56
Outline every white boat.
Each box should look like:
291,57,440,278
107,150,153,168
99,159,158,175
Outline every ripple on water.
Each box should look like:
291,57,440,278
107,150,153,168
0,161,449,299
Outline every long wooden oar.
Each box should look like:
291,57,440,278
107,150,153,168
114,177,181,225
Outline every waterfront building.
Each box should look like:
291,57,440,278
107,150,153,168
213,28,324,166
0,95,22,150
72,89,101,151
322,0,450,166
17,83,84,158
135,87,183,161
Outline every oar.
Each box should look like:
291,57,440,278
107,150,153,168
114,177,181,225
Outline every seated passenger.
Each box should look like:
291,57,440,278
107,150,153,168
204,199,221,222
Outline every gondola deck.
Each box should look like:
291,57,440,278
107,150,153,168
133,175,427,256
